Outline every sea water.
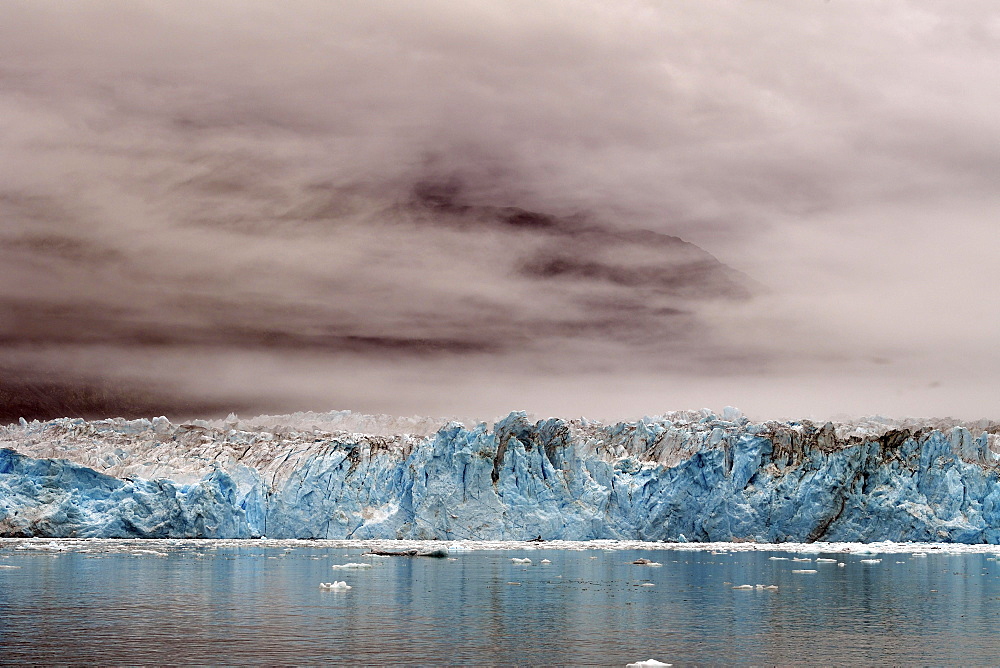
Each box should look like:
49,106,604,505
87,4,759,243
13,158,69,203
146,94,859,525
2,539,1000,665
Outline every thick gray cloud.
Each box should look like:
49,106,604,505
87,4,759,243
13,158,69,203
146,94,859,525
2,1,998,422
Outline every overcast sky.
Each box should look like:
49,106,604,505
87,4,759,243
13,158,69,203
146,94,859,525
2,1,998,423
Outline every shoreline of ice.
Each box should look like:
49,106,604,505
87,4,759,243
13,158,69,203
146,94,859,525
2,537,998,555
5,409,1000,543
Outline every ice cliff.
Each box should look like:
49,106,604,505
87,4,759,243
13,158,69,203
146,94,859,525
3,409,1000,542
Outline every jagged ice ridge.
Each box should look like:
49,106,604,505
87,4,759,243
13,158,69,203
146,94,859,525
2,408,1000,543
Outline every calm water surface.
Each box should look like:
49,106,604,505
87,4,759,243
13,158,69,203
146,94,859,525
2,541,999,665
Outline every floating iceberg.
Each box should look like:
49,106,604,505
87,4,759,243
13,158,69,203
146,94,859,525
632,558,662,566
2,410,1000,542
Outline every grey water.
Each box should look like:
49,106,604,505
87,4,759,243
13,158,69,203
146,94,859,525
2,543,1000,665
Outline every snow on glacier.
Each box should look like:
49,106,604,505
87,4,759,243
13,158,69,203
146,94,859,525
2,409,1000,542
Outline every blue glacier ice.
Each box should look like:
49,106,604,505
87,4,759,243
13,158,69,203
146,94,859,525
2,410,999,542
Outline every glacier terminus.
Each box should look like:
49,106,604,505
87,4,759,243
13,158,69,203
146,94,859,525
2,409,1000,543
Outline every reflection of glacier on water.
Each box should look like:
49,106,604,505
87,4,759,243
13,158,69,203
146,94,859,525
3,539,1000,664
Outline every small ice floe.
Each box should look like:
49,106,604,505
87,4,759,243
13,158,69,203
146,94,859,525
768,557,788,561
632,558,662,567
860,559,882,564
641,583,656,587
17,541,70,552
815,558,838,563
511,558,532,564
0,565,21,569
838,563,846,567
911,552,928,558
362,548,446,559
791,569,817,574
506,581,522,586
331,562,372,570
131,549,168,557
540,559,552,564
733,584,754,589
319,581,351,590
791,557,812,562
626,660,671,667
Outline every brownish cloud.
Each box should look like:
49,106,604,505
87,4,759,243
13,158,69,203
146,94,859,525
2,1,999,422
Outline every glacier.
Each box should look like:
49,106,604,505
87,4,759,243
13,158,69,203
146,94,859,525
2,409,1000,543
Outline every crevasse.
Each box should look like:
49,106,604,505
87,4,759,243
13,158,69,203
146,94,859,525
2,409,999,542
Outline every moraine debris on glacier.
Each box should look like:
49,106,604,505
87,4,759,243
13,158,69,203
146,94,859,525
2,409,1000,542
